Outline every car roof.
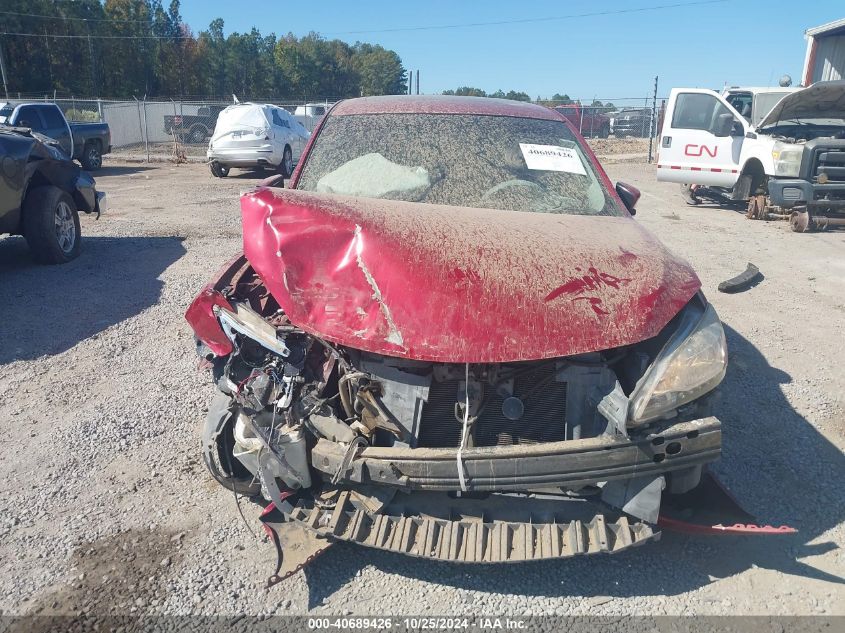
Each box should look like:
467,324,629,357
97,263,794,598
330,95,560,121
227,102,291,112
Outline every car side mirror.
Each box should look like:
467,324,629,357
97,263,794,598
712,113,734,137
615,182,640,216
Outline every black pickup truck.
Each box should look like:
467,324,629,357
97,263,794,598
0,102,111,170
0,126,105,263
164,104,226,144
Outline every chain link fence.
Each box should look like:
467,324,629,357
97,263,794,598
2,96,333,161
545,98,667,146
2,94,666,163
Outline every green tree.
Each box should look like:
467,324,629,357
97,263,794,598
443,87,487,97
504,90,530,102
0,0,407,99
352,43,406,96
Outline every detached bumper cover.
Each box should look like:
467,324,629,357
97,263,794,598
312,417,721,491
274,489,659,564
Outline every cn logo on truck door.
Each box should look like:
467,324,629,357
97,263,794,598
684,144,717,158
656,89,745,187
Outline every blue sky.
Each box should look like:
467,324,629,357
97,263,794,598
180,0,844,103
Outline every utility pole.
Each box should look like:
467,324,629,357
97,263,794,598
44,29,55,91
0,35,9,99
408,70,412,95
85,19,97,96
648,75,659,164
416,69,419,95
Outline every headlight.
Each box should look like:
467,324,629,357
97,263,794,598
771,141,803,178
629,302,727,426
214,302,290,358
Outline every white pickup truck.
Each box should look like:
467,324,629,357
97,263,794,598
657,81,845,230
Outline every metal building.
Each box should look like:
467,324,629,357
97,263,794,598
802,17,845,85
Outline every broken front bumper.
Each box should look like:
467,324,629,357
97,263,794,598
769,179,845,209
313,417,721,492
270,488,661,565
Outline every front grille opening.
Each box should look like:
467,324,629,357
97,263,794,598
417,364,568,448
815,148,845,184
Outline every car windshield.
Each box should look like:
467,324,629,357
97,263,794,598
296,113,623,216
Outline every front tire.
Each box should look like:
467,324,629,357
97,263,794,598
278,145,293,178
80,141,103,171
599,125,610,139
23,186,82,264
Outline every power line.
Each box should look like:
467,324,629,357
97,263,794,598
0,10,151,23
0,0,727,41
0,32,192,40
324,0,728,35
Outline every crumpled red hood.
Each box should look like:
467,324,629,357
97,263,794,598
241,188,700,363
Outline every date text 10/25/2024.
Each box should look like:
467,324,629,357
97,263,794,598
307,617,529,630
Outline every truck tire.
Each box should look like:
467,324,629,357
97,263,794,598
278,145,293,178
188,125,208,144
80,140,103,171
598,124,610,139
23,186,82,264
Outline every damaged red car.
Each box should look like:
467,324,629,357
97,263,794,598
187,96,736,573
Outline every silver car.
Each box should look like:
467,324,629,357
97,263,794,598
207,103,310,178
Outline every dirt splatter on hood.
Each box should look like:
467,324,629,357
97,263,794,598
241,187,701,363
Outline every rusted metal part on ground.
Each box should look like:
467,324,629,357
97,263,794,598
745,194,784,221
260,504,334,585
718,263,762,294
657,471,797,536
790,210,845,232
745,195,766,220
280,489,659,563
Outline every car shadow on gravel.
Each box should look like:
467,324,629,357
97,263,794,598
227,169,279,180
298,324,843,607
92,164,157,177
0,235,185,364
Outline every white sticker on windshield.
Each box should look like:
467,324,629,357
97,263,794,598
519,143,587,175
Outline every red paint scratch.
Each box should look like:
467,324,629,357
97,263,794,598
544,266,632,302
572,296,610,316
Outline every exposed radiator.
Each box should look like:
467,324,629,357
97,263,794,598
417,364,567,448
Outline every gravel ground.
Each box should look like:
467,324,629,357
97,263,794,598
0,159,843,619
